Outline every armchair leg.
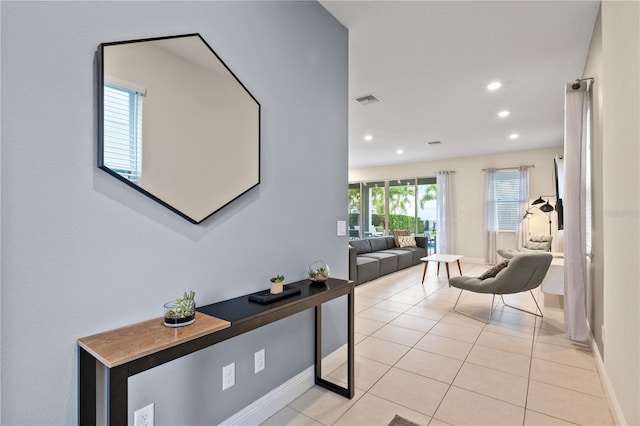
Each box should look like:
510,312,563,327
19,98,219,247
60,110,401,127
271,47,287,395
452,289,543,324
453,289,497,324
499,290,543,318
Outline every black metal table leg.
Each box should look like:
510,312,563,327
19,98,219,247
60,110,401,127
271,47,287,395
314,291,355,399
108,365,128,426
315,304,322,380
346,290,354,398
79,347,97,426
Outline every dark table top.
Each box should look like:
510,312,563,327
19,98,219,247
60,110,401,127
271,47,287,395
197,278,352,324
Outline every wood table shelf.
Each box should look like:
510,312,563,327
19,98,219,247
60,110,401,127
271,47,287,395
78,312,231,368
78,278,354,425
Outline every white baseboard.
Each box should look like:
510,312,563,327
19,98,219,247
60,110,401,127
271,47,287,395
220,344,348,425
219,366,315,425
322,343,348,375
460,257,486,265
590,336,627,425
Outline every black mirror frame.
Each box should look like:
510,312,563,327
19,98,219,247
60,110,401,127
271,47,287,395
97,33,260,224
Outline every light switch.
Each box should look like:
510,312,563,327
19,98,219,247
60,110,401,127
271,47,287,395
337,220,347,236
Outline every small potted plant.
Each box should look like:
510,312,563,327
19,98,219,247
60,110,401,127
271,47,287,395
270,275,285,294
164,290,196,327
308,261,330,285
309,267,329,282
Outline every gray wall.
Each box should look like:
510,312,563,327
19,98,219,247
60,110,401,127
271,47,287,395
0,1,348,424
599,1,640,424
581,2,640,424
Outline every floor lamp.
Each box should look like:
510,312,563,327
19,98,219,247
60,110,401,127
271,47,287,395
531,196,555,235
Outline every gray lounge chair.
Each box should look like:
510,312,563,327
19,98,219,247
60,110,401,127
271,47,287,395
449,252,553,323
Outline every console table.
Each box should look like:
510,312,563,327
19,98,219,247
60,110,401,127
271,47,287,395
78,278,355,425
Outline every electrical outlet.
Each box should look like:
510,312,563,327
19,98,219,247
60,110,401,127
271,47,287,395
134,403,154,426
255,349,265,373
222,362,235,390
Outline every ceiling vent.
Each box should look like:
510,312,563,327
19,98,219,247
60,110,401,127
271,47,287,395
354,94,380,105
427,140,442,145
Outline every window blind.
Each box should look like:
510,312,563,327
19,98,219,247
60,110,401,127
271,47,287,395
103,85,143,185
495,169,520,231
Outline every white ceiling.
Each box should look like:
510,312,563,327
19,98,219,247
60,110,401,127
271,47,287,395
319,0,600,169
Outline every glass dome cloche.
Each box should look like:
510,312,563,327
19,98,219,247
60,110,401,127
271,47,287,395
308,260,330,285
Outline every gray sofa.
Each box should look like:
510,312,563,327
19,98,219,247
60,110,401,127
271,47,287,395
349,236,426,285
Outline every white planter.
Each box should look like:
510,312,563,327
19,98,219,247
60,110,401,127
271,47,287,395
270,282,284,294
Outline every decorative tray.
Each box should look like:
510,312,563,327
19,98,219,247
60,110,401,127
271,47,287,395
248,285,302,304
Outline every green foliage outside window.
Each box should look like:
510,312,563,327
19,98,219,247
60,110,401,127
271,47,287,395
348,188,360,213
348,180,437,237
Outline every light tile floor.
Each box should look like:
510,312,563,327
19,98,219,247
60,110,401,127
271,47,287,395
262,263,614,426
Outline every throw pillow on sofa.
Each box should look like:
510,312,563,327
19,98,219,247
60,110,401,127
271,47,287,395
393,230,411,246
397,235,417,248
479,260,509,280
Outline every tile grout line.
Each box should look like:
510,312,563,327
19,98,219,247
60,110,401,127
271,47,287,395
276,267,430,426
275,264,608,426
521,313,597,426
528,321,611,401
335,273,457,425
427,303,491,425
332,273,442,425
305,264,547,426
359,270,504,424
360,272,537,422
520,310,539,425
358,264,606,426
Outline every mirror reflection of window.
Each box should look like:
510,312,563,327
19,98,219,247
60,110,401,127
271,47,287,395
98,34,260,223
103,84,143,185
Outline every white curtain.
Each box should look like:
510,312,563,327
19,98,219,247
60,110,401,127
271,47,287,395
485,168,498,264
516,166,530,249
436,171,454,254
563,81,591,341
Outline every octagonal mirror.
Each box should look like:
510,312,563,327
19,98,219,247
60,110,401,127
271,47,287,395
97,33,260,224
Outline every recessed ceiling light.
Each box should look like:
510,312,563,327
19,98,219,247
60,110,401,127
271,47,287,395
509,133,520,140
487,81,502,91
396,149,404,155
498,110,510,118
364,135,373,141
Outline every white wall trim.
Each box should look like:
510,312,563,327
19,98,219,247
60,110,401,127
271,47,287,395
220,344,349,425
219,366,314,425
321,343,348,374
461,257,486,265
591,334,627,425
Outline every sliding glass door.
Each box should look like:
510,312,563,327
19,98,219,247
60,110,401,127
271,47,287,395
348,176,437,242
388,179,416,235
364,181,385,237
348,183,361,239
417,177,437,253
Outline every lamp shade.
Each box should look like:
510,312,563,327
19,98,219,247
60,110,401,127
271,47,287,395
531,196,545,205
540,201,554,212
